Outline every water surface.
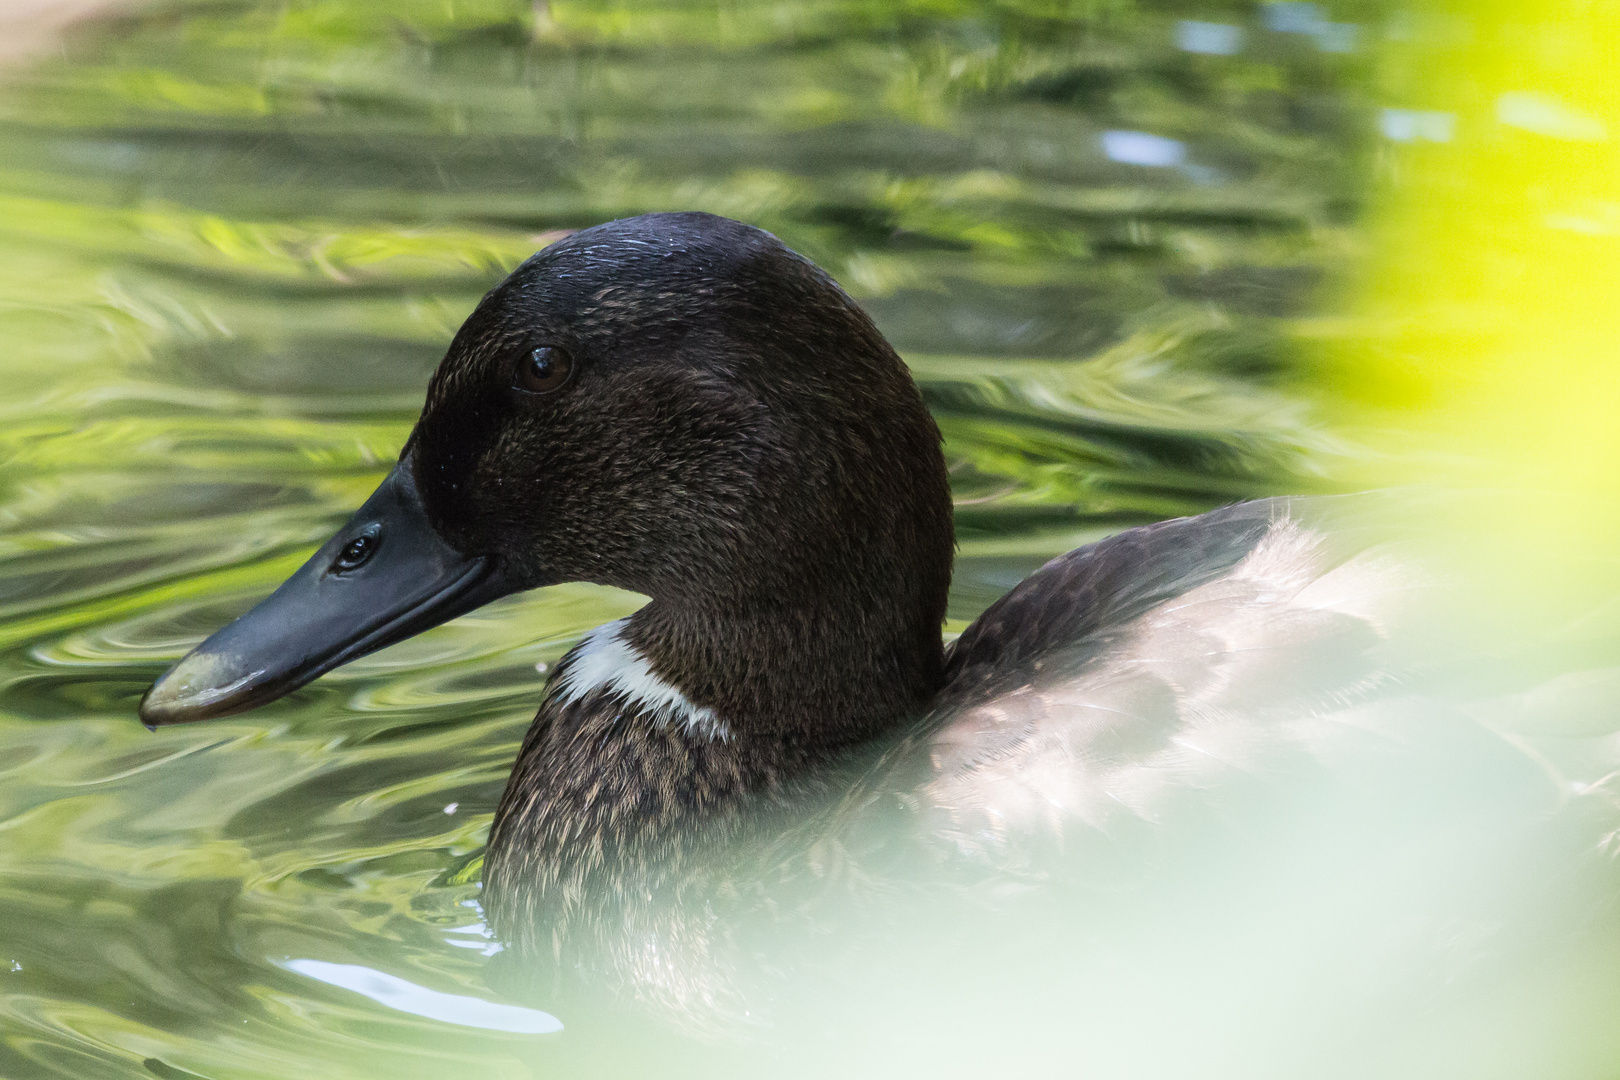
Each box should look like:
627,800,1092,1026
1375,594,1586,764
8,2,1616,1078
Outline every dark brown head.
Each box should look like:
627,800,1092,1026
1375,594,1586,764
140,213,954,747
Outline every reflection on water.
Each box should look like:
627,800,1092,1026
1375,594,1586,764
0,1,1616,1077
282,960,561,1033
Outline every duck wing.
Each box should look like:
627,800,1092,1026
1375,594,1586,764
938,498,1293,710
914,496,1563,856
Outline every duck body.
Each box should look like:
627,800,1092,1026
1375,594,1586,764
136,213,1620,1041
481,496,1290,960
479,491,1473,1018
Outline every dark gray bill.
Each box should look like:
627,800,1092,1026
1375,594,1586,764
139,462,516,726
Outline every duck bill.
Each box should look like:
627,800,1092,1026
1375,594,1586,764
139,462,517,727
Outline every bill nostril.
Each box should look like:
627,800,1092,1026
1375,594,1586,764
332,531,379,572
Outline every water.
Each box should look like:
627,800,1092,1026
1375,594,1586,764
1,2,1617,1077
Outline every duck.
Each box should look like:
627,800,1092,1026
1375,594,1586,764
136,212,1620,1040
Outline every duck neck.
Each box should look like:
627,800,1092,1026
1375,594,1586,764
624,585,946,749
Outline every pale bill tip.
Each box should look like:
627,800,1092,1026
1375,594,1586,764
139,650,263,727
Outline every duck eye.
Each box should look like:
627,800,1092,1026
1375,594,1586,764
516,346,574,394
332,531,378,572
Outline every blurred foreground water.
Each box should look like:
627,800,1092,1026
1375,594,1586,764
0,1,1617,1077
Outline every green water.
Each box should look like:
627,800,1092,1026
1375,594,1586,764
0,2,1463,1076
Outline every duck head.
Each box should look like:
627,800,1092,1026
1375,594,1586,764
140,212,954,748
